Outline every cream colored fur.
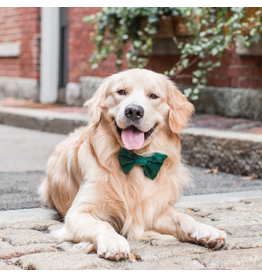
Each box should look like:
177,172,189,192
39,69,226,261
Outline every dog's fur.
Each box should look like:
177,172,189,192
39,69,226,261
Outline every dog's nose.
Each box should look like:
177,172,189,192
125,104,144,121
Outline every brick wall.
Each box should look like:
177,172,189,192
68,7,119,83
208,52,262,89
136,50,262,90
0,7,261,91
0,7,40,79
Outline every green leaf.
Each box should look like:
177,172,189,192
191,94,199,100
192,78,199,84
193,45,202,52
193,88,199,94
193,70,202,77
201,77,207,84
242,22,249,28
169,70,174,76
211,48,218,56
133,40,142,48
183,88,192,98
181,58,189,67
251,34,260,43
91,63,98,69
148,16,159,23
250,28,257,36
95,35,104,42
205,61,213,67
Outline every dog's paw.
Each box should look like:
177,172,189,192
96,233,130,261
189,223,227,250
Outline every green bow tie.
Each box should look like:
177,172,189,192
118,147,168,180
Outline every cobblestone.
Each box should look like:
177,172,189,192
0,190,261,270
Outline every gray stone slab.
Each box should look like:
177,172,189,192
225,236,262,250
0,243,58,260
131,242,209,262
0,208,60,224
0,77,39,101
0,240,12,249
0,260,21,270
192,85,262,121
0,229,56,246
13,251,116,270
80,76,103,102
0,106,86,134
194,247,262,269
117,255,204,270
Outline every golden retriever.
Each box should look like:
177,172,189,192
39,68,226,261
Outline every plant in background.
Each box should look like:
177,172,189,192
84,7,262,100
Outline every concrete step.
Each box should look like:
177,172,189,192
0,105,86,134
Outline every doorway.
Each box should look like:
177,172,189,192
58,7,69,103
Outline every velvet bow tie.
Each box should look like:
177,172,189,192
118,147,168,180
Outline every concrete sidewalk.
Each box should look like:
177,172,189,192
0,97,262,178
0,190,262,270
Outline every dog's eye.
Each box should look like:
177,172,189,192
149,93,158,99
117,90,126,96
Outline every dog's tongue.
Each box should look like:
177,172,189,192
121,126,144,150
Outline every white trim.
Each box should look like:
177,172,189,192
40,7,60,103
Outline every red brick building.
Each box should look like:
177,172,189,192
0,7,40,79
0,7,261,119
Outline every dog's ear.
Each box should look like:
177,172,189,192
84,78,109,127
168,82,195,133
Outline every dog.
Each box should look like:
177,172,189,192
39,68,226,261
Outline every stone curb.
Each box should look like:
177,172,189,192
181,128,262,178
0,106,261,177
0,106,86,134
1,190,262,270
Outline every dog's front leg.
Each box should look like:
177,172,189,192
65,210,130,261
154,206,226,250
55,190,130,261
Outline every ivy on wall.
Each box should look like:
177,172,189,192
84,7,262,99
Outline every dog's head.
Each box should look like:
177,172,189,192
85,69,194,150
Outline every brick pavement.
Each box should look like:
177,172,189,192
0,190,262,270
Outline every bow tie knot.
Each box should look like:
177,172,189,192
118,148,167,180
